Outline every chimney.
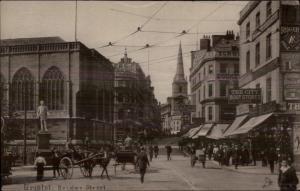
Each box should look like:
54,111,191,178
236,32,240,41
211,35,224,47
225,30,235,40
200,35,211,51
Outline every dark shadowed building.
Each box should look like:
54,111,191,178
0,37,114,162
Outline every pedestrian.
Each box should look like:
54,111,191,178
166,145,172,160
154,145,159,158
52,148,60,178
136,147,150,183
197,147,206,168
267,148,277,174
232,145,240,169
278,160,299,191
148,145,154,162
34,153,47,181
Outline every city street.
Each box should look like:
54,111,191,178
3,154,280,191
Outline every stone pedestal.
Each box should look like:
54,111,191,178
37,132,51,150
36,132,52,165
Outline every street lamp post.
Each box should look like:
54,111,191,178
23,81,28,165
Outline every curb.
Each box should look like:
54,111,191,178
210,161,300,176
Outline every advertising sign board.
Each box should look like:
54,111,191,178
228,89,261,104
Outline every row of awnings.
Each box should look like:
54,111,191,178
182,112,274,139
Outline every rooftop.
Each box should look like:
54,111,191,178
0,36,65,46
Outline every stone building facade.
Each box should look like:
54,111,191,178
113,51,160,142
189,31,239,137
0,37,115,161
234,1,300,169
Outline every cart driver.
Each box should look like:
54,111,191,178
124,135,133,150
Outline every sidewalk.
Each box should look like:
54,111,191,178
211,160,300,175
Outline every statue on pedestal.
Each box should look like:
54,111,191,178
37,100,48,132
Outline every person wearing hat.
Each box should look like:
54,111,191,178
34,152,47,181
278,160,299,191
136,147,150,183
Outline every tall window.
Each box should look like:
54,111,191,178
255,42,260,66
11,68,35,111
41,66,64,110
208,83,213,97
266,33,272,59
246,51,250,72
220,63,227,74
234,64,239,74
203,67,206,76
198,72,201,81
246,22,250,38
203,84,206,99
208,106,213,121
198,89,201,103
208,65,213,74
266,78,272,102
220,81,228,97
256,12,260,28
266,1,272,18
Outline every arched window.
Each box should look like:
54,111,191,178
11,68,35,111
41,66,64,110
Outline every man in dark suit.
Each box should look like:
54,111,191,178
278,160,299,191
136,147,150,183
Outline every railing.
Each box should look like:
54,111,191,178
0,42,82,55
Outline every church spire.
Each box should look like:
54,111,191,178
173,41,185,82
172,42,187,97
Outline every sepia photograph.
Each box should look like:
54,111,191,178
0,0,300,190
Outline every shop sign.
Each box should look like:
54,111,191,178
284,73,300,100
228,89,261,104
281,26,300,52
216,73,239,80
287,102,300,112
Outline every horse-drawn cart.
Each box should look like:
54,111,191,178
59,150,111,179
113,150,137,175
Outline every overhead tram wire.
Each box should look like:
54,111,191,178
106,3,228,59
99,2,168,49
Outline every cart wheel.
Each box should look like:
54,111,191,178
80,161,93,177
59,157,73,179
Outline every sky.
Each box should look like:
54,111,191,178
0,1,248,103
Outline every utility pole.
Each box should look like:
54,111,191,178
23,81,27,165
